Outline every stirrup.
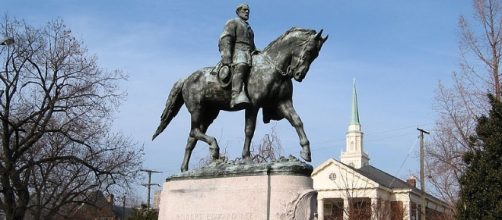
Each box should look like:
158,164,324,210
230,92,250,108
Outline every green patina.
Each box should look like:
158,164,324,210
351,79,360,126
166,156,313,181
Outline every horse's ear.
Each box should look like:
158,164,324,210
322,35,329,43
315,29,324,39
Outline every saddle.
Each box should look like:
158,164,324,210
212,51,259,88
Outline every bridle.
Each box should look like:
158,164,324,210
287,40,310,77
264,34,315,77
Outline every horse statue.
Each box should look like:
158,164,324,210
153,28,328,172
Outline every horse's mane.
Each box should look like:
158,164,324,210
263,27,316,52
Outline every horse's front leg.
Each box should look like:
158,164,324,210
242,108,258,161
278,101,311,162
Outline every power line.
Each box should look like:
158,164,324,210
388,137,419,188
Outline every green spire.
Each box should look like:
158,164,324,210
351,79,360,125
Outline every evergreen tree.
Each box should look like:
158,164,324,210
457,94,502,219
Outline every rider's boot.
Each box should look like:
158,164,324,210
230,65,250,108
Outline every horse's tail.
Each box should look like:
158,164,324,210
152,78,186,140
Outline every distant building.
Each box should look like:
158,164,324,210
59,191,118,220
47,191,132,220
312,82,451,220
153,190,162,210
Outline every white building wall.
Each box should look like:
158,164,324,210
313,160,449,220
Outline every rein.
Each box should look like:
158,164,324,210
263,35,313,78
263,53,289,76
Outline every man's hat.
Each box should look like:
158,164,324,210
218,65,231,88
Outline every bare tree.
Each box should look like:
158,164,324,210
250,126,283,163
337,172,372,220
196,127,283,168
323,171,405,220
425,0,502,214
0,17,142,220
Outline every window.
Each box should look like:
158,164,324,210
324,198,343,220
349,198,371,220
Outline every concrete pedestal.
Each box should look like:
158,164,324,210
158,158,316,220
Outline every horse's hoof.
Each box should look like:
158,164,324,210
300,150,312,162
211,152,220,160
242,156,252,164
210,146,220,160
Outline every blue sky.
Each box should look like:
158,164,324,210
3,0,473,201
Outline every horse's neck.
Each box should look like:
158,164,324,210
262,40,293,72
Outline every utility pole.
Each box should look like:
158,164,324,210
122,195,126,220
140,169,161,209
417,128,429,220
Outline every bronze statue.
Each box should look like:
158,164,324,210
153,27,327,172
219,4,257,108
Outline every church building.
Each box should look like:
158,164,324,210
312,82,450,220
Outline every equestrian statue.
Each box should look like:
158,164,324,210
152,5,328,172
152,4,328,171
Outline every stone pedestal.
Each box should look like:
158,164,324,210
158,157,316,220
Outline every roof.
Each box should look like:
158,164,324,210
313,158,448,207
336,161,447,206
356,165,419,192
313,159,416,191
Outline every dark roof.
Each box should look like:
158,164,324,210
355,165,419,193
315,159,449,207
347,164,446,205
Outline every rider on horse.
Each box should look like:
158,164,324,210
219,4,258,108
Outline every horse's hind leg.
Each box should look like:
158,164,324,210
181,110,220,172
200,110,220,160
191,111,220,157
181,136,197,172
191,129,219,160
180,123,213,172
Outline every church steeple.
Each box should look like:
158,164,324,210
341,80,369,169
350,79,360,126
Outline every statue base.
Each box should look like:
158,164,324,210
157,156,317,220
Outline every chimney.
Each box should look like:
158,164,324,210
407,176,417,188
106,194,114,205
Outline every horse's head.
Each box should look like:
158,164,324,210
286,28,328,82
